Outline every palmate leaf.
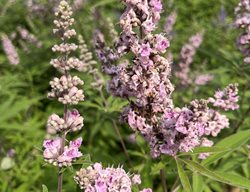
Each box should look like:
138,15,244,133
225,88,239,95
181,159,250,190
202,130,250,166
176,158,192,192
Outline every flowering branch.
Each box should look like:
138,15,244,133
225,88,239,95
42,1,85,191
95,0,239,160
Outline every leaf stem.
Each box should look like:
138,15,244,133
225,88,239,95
160,168,168,192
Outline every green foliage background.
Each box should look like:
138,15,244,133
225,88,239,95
0,0,249,191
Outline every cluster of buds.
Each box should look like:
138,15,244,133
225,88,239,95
74,163,152,192
78,35,104,90
235,0,250,63
48,75,84,104
95,0,239,159
43,137,82,167
43,1,85,166
175,32,204,86
47,109,84,133
1,34,20,65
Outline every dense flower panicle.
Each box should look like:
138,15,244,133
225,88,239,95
194,74,214,85
1,35,20,65
44,1,85,166
235,0,250,63
43,137,82,167
47,109,84,133
175,32,203,86
209,84,239,111
95,0,239,159
164,11,177,37
17,26,42,48
74,163,152,192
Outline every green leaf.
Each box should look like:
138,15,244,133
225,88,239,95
193,173,203,192
202,130,250,166
42,184,48,192
150,162,166,175
0,97,40,123
176,158,192,192
178,147,231,156
181,159,250,190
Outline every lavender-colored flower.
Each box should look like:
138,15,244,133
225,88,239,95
209,84,239,111
235,0,250,63
43,1,85,170
175,32,204,86
74,163,148,191
164,11,177,37
17,26,42,48
1,34,19,65
194,74,214,85
199,138,214,159
47,109,84,133
140,188,153,192
95,0,239,159
43,137,82,166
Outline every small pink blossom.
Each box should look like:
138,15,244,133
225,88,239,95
140,43,152,57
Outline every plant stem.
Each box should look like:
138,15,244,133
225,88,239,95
57,101,68,192
111,119,133,168
160,169,168,192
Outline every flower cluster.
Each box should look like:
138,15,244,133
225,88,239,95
74,163,152,192
194,74,214,86
43,137,82,167
17,26,42,48
47,109,84,133
43,1,84,166
95,0,239,159
48,75,84,104
209,83,239,111
175,32,203,86
1,34,20,65
235,0,250,63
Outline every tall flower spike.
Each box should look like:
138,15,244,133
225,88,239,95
43,5,85,192
235,0,250,63
95,0,239,159
164,11,177,37
1,34,20,65
175,32,204,86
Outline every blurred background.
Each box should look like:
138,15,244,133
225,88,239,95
0,0,249,191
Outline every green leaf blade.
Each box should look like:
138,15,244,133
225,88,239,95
176,158,192,192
